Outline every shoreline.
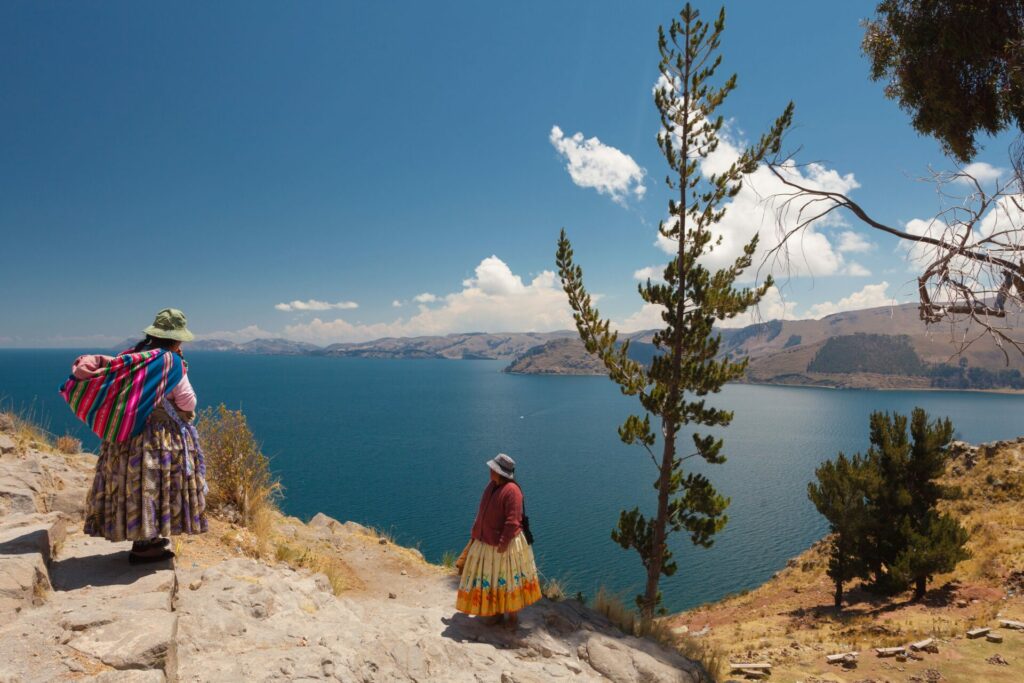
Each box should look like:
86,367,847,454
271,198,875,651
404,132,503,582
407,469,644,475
504,373,1024,396
739,378,1024,396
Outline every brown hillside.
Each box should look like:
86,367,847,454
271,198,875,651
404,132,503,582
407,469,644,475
731,303,1024,372
666,438,1024,683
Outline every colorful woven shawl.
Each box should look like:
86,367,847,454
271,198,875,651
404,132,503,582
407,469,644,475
59,349,185,442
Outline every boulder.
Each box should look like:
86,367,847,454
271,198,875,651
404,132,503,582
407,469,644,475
92,672,166,682
67,611,177,670
0,553,50,615
0,513,67,616
308,512,343,531
0,512,67,561
0,480,39,514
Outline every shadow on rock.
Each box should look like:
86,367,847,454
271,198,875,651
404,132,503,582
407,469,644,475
440,613,526,648
50,550,172,591
0,528,52,557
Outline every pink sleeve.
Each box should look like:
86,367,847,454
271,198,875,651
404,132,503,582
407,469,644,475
72,354,114,379
168,374,197,412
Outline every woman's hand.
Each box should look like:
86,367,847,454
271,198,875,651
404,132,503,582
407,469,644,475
497,542,509,554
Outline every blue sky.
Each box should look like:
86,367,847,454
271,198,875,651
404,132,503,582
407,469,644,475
0,1,1017,347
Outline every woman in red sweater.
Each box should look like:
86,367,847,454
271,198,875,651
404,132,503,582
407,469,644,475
455,453,542,628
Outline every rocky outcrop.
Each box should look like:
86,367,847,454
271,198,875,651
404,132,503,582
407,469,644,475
503,338,605,375
0,420,706,683
503,338,657,376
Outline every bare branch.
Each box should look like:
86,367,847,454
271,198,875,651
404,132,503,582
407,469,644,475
765,155,1024,361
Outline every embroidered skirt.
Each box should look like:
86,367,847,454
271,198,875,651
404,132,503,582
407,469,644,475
84,405,208,542
455,533,542,616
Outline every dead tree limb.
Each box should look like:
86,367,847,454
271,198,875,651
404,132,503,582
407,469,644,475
765,157,1024,361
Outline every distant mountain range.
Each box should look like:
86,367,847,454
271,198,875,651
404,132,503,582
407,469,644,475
505,303,1024,390
114,337,321,355
317,332,574,360
114,303,1024,390
115,332,575,361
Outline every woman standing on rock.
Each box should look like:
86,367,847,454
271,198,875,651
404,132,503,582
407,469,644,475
60,308,207,564
455,453,542,628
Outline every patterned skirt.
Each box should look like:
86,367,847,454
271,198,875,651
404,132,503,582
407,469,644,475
84,405,208,542
455,533,542,616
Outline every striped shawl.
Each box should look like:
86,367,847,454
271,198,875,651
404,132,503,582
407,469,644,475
59,349,185,442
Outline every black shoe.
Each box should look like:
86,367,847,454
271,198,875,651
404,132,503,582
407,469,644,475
128,549,175,565
131,538,171,552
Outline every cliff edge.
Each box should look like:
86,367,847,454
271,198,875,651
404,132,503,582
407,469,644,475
0,415,705,683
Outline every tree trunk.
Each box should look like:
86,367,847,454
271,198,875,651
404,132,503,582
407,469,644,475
639,7,694,626
914,576,927,601
834,581,843,610
641,419,677,621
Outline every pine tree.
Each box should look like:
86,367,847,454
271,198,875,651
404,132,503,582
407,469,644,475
891,511,970,600
891,409,969,600
555,3,792,621
859,410,912,592
807,452,871,610
859,409,969,598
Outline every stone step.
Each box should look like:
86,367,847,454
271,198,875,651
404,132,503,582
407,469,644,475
0,532,177,682
0,511,68,617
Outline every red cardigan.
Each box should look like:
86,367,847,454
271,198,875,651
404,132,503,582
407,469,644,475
470,481,523,548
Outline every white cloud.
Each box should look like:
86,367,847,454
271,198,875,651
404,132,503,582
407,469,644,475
391,300,403,308
616,285,798,332
413,292,438,304
619,282,899,331
616,303,666,333
717,286,799,328
196,324,275,343
549,125,646,205
27,333,125,348
844,262,872,277
899,194,1023,282
633,265,666,282
805,282,893,319
977,193,1024,239
900,216,972,276
957,162,1004,185
280,256,574,344
274,299,359,312
837,230,874,253
654,133,860,281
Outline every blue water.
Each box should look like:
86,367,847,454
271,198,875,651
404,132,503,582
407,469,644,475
3,349,1023,612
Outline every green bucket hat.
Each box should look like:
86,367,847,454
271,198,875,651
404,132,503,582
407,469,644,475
143,308,195,342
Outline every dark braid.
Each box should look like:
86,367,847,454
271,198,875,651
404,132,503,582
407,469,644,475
131,335,179,352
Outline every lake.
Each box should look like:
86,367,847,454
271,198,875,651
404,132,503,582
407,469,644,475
2,349,1023,612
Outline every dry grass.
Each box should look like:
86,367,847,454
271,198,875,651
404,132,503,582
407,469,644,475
55,434,81,454
32,571,50,603
365,525,396,544
541,576,567,601
593,586,638,635
1,408,54,452
590,585,725,680
660,441,1024,682
274,541,354,595
440,550,457,569
197,404,282,552
673,635,726,681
